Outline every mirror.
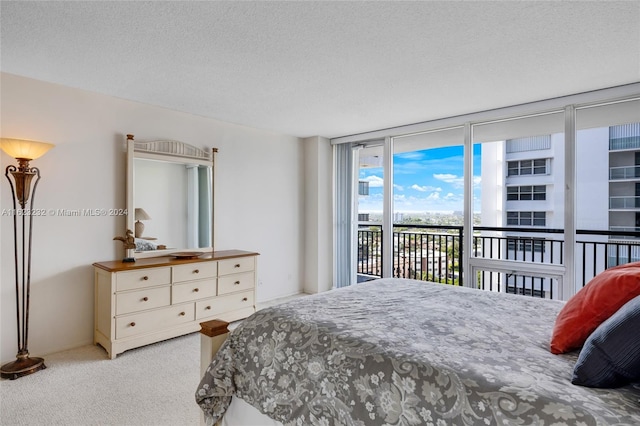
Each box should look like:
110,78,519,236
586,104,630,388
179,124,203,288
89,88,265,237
125,135,216,257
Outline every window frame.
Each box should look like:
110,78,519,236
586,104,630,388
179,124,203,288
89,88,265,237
506,211,547,227
507,159,549,177
507,185,547,201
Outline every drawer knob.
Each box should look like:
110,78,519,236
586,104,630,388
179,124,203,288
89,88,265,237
194,269,199,274
234,264,240,268
142,276,149,281
234,281,240,285
130,322,136,327
179,312,186,316
142,297,149,302
205,306,211,310
242,297,248,302
193,288,199,292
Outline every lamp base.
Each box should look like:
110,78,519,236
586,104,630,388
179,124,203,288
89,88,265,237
1,355,46,380
135,220,144,238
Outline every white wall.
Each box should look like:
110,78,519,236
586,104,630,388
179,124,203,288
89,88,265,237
134,159,188,248
303,136,333,294
575,127,609,230
0,73,305,362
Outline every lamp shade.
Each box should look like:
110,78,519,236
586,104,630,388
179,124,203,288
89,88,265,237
135,208,151,221
0,138,54,160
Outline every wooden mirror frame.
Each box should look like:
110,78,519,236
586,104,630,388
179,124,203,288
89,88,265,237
125,134,217,258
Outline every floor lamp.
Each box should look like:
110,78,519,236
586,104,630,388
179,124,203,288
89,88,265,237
0,138,54,380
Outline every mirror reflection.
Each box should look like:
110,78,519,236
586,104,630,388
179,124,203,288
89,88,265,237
125,135,215,257
133,158,212,252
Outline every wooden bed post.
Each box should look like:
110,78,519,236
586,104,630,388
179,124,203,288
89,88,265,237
199,320,230,426
199,319,230,377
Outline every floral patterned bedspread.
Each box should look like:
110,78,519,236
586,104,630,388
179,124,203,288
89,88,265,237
196,278,640,425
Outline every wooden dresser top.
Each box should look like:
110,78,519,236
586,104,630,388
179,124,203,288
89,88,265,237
93,249,259,272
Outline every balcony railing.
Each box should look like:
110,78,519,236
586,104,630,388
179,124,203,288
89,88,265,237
609,196,640,209
394,224,463,285
609,136,640,151
357,224,640,299
609,165,640,180
609,226,640,238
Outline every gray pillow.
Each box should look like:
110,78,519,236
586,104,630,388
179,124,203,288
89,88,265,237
572,294,640,388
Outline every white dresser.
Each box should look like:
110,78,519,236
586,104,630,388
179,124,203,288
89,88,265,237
93,250,258,359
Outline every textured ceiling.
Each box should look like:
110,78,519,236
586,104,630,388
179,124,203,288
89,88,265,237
1,1,639,139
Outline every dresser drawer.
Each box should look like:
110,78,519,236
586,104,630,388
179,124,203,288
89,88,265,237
172,279,216,304
218,257,254,276
116,286,170,315
116,268,171,291
218,271,255,295
196,291,254,319
173,262,217,283
115,304,195,339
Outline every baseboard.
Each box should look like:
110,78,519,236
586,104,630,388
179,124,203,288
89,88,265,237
257,291,310,307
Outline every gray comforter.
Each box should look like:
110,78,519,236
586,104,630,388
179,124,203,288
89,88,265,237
196,278,640,425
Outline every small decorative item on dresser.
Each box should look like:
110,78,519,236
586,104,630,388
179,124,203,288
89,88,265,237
172,251,205,259
113,229,136,262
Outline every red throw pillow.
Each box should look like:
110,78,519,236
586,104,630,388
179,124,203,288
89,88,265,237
550,262,640,354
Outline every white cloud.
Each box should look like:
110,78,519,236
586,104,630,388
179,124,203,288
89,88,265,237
433,173,482,189
411,184,442,192
426,192,440,200
433,173,464,188
367,191,473,214
433,173,457,181
395,152,425,161
358,176,403,191
362,175,384,188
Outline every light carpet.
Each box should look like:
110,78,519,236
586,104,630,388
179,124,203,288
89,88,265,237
0,294,307,426
1,333,202,426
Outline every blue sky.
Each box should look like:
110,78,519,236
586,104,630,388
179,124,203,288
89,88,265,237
358,145,482,213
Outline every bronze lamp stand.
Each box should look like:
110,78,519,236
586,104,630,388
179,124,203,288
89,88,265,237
0,138,54,380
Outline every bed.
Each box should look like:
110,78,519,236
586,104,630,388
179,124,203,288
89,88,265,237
196,278,640,425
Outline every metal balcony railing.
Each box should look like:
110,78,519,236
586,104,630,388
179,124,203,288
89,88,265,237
356,224,640,299
393,225,463,285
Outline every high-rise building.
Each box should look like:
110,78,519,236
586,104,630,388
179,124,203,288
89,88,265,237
481,122,640,296
607,123,640,264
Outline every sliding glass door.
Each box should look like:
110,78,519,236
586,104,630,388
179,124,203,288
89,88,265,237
575,99,640,292
356,144,385,281
470,112,565,298
335,140,386,287
334,89,640,298
391,127,465,283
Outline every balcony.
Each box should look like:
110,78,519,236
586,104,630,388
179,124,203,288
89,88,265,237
609,196,640,209
609,135,640,151
609,165,640,180
609,226,640,239
357,224,640,299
